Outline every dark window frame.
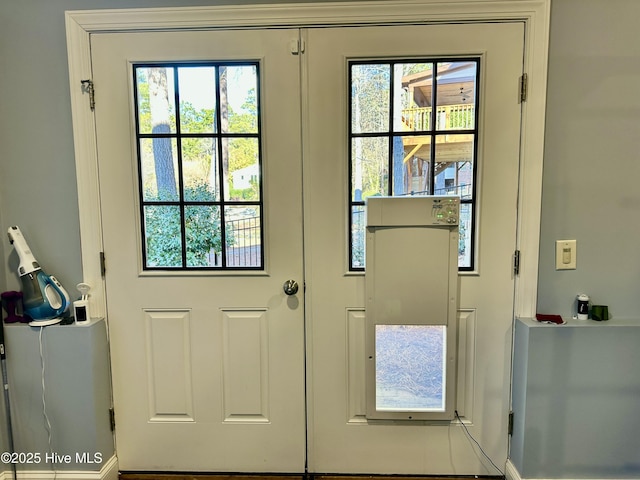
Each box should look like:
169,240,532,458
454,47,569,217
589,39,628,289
348,57,480,272
133,61,265,271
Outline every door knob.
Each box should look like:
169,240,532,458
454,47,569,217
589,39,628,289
283,279,299,296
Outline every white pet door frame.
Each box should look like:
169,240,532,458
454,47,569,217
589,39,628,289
365,196,460,421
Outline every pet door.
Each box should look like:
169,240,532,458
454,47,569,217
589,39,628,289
365,196,459,421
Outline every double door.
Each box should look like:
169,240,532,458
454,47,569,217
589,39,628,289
92,23,524,474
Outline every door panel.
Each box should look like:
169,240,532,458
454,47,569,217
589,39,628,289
91,30,305,472
304,23,523,474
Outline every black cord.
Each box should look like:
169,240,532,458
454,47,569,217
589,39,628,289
455,410,505,477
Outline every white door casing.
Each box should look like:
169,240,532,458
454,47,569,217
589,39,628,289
66,0,550,474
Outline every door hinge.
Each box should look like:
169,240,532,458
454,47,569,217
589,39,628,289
80,79,95,111
513,250,521,276
100,251,106,277
519,73,528,103
109,408,116,431
508,410,514,435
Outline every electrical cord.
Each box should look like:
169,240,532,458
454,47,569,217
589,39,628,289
454,410,505,477
38,327,57,480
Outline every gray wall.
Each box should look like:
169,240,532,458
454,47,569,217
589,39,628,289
537,0,640,318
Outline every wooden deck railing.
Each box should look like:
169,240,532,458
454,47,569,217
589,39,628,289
402,104,475,131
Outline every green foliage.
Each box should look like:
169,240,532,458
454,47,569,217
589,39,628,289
144,204,182,268
144,182,234,268
184,205,220,267
226,89,259,173
180,101,215,133
136,69,152,132
178,95,258,175
180,102,216,175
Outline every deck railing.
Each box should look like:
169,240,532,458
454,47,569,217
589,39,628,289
402,104,475,131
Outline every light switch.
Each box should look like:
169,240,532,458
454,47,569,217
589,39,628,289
556,239,576,270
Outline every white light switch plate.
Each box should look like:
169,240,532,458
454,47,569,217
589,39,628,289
556,239,577,270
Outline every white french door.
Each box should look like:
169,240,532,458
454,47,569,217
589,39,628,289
91,22,524,475
91,29,306,472
304,24,524,474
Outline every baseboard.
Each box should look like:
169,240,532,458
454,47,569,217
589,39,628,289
505,460,522,480
504,459,640,480
0,454,118,480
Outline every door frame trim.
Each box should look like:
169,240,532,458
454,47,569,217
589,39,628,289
65,0,549,320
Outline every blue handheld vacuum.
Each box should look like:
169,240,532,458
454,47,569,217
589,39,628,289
7,226,70,326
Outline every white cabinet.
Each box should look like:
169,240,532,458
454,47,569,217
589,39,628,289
4,318,114,473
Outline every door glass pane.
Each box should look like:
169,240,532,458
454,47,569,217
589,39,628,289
351,137,388,201
222,65,258,134
351,64,390,134
349,58,479,271
434,135,474,197
393,62,433,132
459,203,473,268
225,206,262,267
375,324,446,411
143,205,182,268
185,205,222,267
139,138,179,202
224,137,260,202
182,137,219,202
134,62,263,270
435,61,476,131
391,135,432,196
136,67,176,135
351,205,366,269
178,66,217,134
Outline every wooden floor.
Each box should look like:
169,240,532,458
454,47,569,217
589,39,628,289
119,476,305,480
119,475,502,480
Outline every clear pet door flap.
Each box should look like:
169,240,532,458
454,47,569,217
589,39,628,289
365,196,459,421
